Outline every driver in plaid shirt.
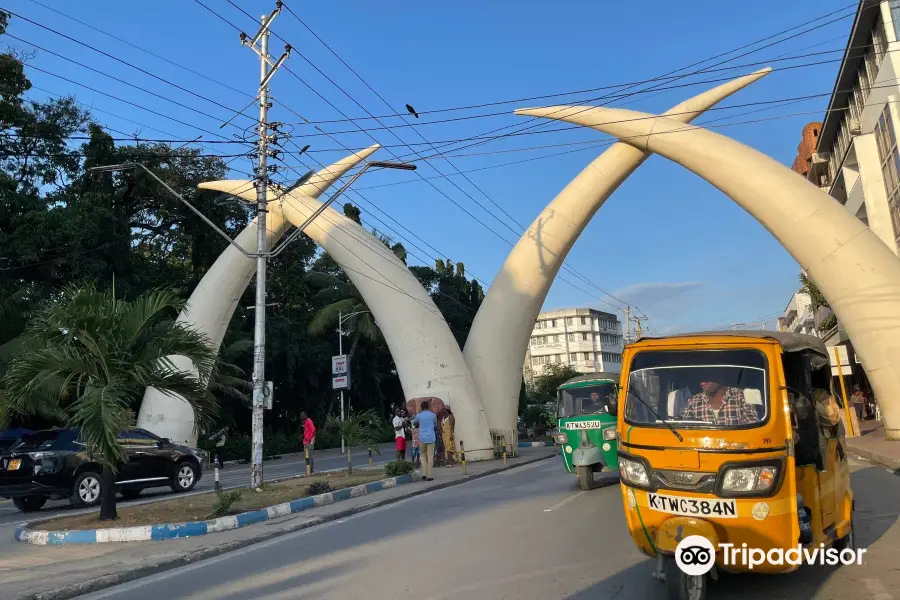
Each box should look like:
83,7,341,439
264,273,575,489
680,379,759,425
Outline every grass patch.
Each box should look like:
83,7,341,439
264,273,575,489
38,470,387,531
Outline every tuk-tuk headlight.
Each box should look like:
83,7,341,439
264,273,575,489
720,465,778,494
552,432,568,445
619,457,650,487
602,428,617,441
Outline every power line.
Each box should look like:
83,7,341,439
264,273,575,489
274,4,858,125
4,9,259,127
25,0,249,98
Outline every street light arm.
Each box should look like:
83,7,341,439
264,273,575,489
268,161,415,258
89,163,255,259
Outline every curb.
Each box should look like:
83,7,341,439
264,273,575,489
19,452,555,600
518,441,553,447
16,474,414,545
847,444,900,471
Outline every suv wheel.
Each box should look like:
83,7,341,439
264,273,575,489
171,461,197,493
71,471,102,507
13,495,47,512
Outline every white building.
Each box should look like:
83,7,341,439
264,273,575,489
523,308,624,381
806,0,900,255
775,291,819,337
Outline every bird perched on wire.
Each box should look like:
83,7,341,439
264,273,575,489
405,104,419,119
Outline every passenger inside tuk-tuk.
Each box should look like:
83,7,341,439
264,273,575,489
782,351,846,471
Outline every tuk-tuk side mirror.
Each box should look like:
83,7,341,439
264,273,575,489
608,395,619,416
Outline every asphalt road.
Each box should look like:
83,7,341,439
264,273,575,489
0,442,396,526
74,455,900,600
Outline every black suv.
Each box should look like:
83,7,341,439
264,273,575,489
0,427,202,512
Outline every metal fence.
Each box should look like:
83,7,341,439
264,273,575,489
490,429,518,458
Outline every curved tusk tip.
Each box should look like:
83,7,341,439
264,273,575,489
751,66,773,76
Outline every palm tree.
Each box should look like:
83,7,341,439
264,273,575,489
1,283,219,520
208,338,253,406
324,409,382,474
307,274,380,359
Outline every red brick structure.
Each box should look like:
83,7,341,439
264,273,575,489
792,121,823,176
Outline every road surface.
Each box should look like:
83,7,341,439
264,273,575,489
0,442,396,527
76,455,900,600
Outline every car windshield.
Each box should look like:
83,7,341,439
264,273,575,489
624,349,768,429
559,383,617,417
8,430,62,452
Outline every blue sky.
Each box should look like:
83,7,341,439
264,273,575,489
5,0,855,333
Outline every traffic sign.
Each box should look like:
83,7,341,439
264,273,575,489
332,355,349,375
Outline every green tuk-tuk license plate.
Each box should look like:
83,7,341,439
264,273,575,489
564,421,605,430
647,492,737,518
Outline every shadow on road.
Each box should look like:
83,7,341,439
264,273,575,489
565,465,900,600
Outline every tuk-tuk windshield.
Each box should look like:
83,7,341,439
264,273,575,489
558,383,616,417
625,349,768,429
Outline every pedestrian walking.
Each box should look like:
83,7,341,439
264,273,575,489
412,399,437,481
850,386,867,422
392,408,407,461
301,411,316,473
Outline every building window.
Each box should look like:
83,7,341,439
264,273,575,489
584,352,592,361
875,105,900,247
892,1,900,40
568,333,578,342
567,317,576,326
582,332,588,341
580,317,587,325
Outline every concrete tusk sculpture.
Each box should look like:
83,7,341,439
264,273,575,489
516,105,900,441
196,169,494,459
139,146,380,445
463,68,772,431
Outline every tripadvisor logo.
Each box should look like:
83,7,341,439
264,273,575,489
674,536,866,574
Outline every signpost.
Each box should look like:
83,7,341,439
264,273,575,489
830,345,856,437
332,354,350,453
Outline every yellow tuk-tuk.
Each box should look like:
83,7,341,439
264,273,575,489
612,331,854,600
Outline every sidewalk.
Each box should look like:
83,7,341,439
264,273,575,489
1,447,556,600
846,419,900,470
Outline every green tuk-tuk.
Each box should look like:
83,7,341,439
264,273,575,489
551,373,619,490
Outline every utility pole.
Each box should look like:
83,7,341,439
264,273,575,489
338,310,345,454
242,4,291,490
625,306,632,343
634,317,647,340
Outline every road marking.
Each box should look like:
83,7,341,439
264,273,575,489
864,578,893,600
544,491,586,512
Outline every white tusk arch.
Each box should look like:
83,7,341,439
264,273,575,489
138,145,380,446
516,105,900,441
463,68,770,431
195,178,493,459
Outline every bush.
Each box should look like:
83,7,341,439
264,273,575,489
385,460,415,477
206,489,243,519
306,480,333,496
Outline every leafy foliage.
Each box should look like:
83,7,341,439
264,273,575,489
206,489,243,519
306,480,333,496
799,273,836,332
325,409,383,473
385,459,415,477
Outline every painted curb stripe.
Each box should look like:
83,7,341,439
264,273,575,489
518,441,553,447
16,473,414,545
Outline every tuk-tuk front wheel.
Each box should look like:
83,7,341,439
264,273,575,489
666,559,707,600
576,465,594,490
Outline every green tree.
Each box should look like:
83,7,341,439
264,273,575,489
1,283,219,520
799,273,836,332
324,408,382,473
